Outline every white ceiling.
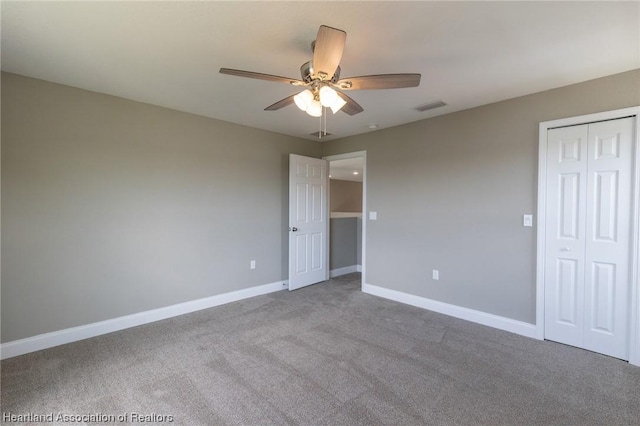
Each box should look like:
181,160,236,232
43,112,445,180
330,157,364,182
2,1,638,141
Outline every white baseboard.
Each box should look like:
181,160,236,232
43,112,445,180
362,283,537,339
0,280,287,360
330,265,360,278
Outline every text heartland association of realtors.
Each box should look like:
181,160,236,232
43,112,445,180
2,412,174,423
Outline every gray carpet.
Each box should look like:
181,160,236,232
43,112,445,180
2,273,639,425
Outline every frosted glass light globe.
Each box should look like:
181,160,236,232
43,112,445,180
319,86,339,108
294,90,313,111
306,99,323,117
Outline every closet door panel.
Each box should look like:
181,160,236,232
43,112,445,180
545,125,588,347
583,117,634,359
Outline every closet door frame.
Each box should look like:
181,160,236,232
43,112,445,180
536,106,640,366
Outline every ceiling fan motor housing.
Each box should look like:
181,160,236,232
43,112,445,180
300,60,340,84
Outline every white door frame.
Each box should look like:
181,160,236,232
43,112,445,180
323,151,367,286
536,106,640,366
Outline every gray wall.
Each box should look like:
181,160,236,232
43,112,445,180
329,180,363,271
322,69,640,324
330,179,363,212
1,73,321,342
330,218,358,270
3,69,638,342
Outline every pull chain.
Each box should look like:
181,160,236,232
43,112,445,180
316,108,328,140
323,108,327,136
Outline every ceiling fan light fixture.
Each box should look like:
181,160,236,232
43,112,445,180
294,90,314,111
306,99,323,117
319,85,346,113
319,86,338,107
329,96,347,114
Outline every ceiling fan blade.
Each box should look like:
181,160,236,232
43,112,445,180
313,25,346,80
264,94,296,111
336,91,364,116
220,68,304,85
336,74,421,90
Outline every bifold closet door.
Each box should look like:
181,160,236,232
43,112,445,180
545,117,634,360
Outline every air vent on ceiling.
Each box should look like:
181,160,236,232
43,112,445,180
415,100,447,112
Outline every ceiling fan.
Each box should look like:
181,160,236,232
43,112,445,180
220,25,421,118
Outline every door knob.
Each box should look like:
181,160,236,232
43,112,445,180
290,227,298,232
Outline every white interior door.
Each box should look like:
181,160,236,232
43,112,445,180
583,118,633,358
288,154,329,290
544,124,588,348
545,117,634,360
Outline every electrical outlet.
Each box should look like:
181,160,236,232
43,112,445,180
432,269,439,280
250,260,256,269
523,214,533,227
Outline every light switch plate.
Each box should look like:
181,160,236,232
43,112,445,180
369,211,377,220
523,214,533,227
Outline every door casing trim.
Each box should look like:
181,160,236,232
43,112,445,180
323,151,367,286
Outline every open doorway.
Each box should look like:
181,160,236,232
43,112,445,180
325,151,366,286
